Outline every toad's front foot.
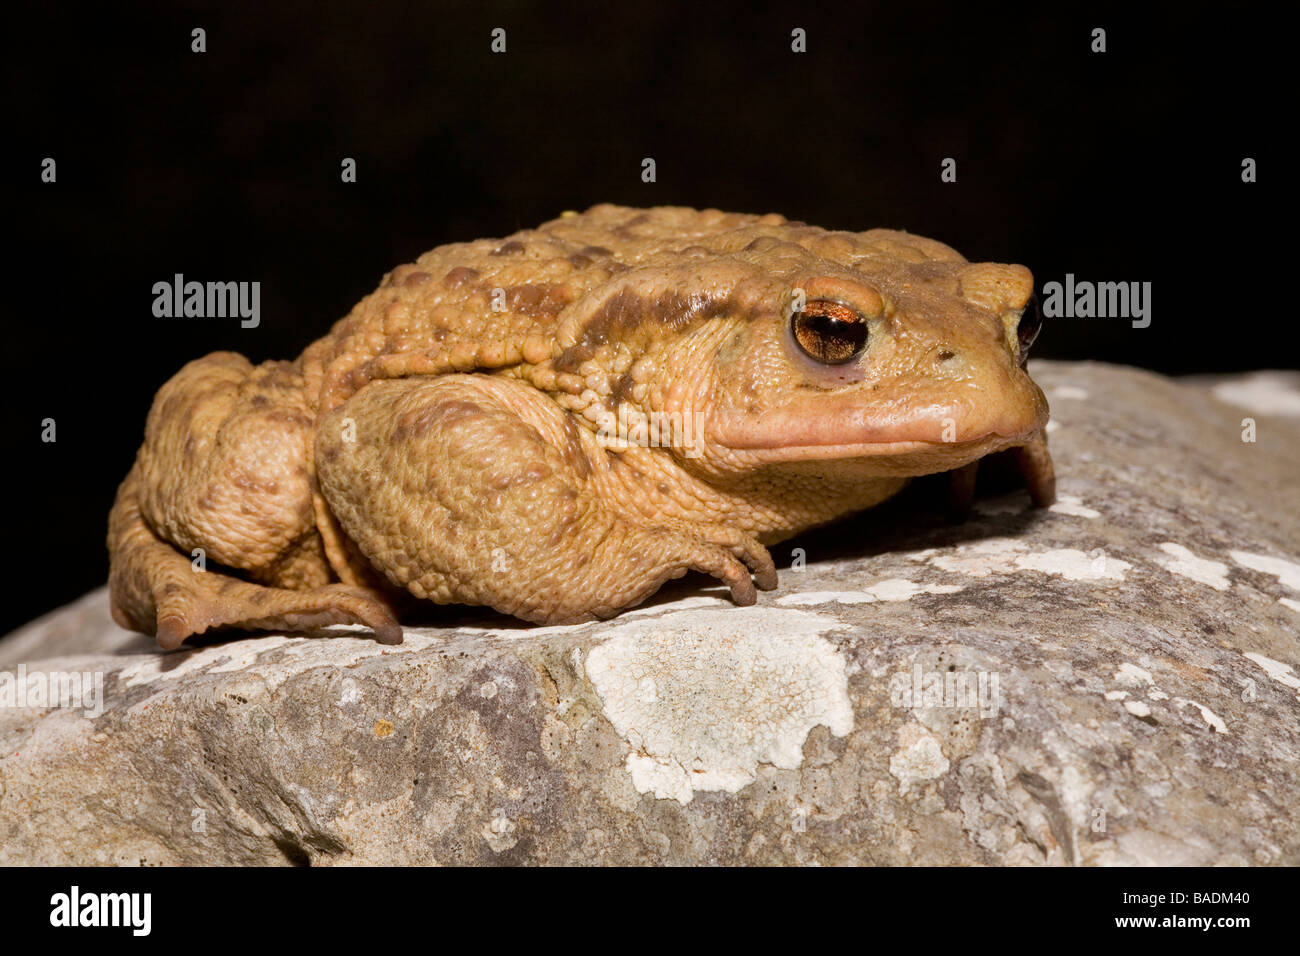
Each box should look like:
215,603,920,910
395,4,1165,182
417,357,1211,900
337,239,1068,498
585,518,778,617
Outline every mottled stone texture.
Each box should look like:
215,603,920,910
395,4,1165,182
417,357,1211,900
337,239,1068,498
2,361,1298,865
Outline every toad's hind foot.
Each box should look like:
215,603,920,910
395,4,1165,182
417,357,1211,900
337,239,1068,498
109,465,401,649
107,351,401,648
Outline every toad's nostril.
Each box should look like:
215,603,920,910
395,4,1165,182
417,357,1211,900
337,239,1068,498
937,349,956,362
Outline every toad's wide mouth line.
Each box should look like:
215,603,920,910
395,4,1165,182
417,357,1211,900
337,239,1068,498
713,428,1044,463
707,396,1050,456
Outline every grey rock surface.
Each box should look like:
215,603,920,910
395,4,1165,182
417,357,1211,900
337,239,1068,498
2,360,1298,865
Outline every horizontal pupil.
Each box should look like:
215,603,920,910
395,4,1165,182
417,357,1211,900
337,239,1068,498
795,308,867,364
813,316,854,333
803,315,863,340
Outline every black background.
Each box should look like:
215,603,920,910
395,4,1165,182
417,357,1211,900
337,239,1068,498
3,0,1284,634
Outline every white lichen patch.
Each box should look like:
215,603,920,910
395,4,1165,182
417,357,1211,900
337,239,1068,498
481,808,518,853
620,594,732,618
451,619,597,641
110,631,461,719
1124,699,1151,718
1244,653,1300,700
458,593,736,642
869,578,964,601
777,590,876,607
1108,664,1159,716
923,538,1128,584
585,607,853,804
1049,495,1102,519
1211,373,1300,417
1107,662,1228,733
338,677,363,706
1013,548,1131,582
1174,698,1228,735
1155,543,1231,591
117,635,291,690
117,632,441,696
888,721,950,792
1229,551,1300,593
1114,663,1156,687
776,580,962,607
927,538,1027,577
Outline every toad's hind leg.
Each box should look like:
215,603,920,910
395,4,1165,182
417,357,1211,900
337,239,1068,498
315,373,774,624
108,353,400,648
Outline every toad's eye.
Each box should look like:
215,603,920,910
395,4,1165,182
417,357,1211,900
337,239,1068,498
1017,292,1042,361
791,300,869,365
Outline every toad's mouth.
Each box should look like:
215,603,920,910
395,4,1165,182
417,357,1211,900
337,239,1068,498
704,418,1056,508
715,432,1028,466
702,389,1056,506
708,398,1048,465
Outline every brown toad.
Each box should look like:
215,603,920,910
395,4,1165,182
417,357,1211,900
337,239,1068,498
108,204,1054,648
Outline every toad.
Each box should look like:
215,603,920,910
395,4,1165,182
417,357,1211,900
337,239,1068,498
108,204,1053,648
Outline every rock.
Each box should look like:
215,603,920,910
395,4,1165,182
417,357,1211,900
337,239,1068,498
2,360,1298,865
